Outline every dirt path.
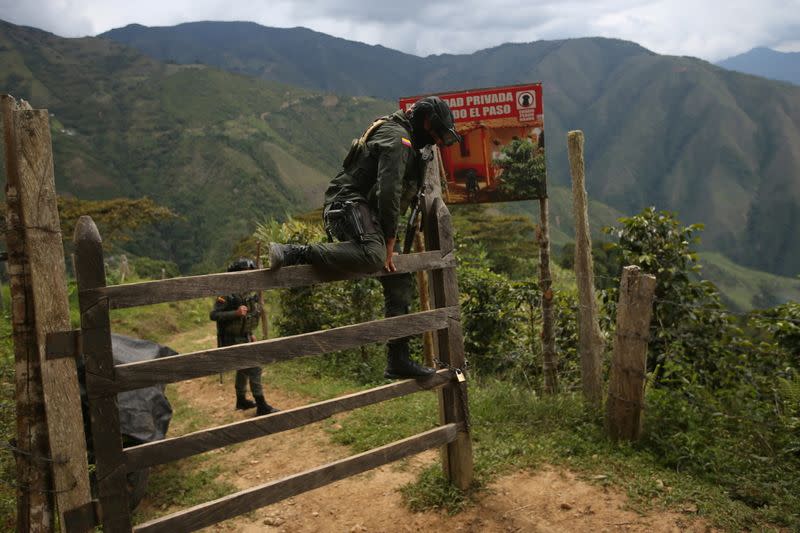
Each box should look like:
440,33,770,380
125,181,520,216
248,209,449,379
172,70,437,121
137,328,711,532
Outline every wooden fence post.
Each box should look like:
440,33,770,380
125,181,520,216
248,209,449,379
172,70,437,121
606,265,656,441
413,219,435,367
4,96,94,530
13,103,95,530
75,216,132,531
3,94,55,533
567,131,604,408
255,242,269,339
538,196,558,394
422,148,473,490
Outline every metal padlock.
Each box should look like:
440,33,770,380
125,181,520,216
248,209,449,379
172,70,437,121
455,368,466,383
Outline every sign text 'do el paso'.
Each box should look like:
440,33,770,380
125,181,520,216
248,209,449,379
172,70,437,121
400,83,546,204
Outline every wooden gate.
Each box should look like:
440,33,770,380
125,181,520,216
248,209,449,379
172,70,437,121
68,152,473,531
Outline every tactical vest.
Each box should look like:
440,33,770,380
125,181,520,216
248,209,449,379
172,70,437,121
341,117,388,171
219,293,262,338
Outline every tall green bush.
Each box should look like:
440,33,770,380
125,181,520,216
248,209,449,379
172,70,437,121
604,207,800,527
254,218,386,383
604,207,722,382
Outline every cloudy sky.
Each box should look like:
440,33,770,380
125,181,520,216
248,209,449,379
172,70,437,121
1,0,799,61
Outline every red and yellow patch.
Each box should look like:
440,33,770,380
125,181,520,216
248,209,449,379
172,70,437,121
401,137,412,148
217,296,226,304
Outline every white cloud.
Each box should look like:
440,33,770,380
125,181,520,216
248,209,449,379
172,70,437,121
0,0,95,36
775,40,800,52
1,0,799,61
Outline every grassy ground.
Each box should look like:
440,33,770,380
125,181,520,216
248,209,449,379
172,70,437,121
263,365,791,532
0,286,16,531
1,284,795,531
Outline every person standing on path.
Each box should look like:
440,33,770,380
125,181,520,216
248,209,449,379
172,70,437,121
211,257,279,416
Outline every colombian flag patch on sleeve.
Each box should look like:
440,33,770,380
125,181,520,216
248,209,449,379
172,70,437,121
401,137,412,148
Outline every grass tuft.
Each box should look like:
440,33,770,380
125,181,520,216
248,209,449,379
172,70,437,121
399,465,481,514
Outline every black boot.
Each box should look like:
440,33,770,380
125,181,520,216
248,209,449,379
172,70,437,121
254,395,280,416
268,243,310,270
384,343,435,379
235,394,256,410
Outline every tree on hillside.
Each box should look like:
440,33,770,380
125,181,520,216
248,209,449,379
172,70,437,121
492,137,555,393
557,241,623,290
451,204,538,279
492,138,547,200
57,197,177,250
604,207,724,384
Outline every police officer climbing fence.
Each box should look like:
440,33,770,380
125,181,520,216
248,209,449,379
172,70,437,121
211,258,280,416
268,96,461,380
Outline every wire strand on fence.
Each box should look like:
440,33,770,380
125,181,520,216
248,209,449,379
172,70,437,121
1,441,66,464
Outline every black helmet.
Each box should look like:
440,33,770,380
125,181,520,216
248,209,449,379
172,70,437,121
227,257,257,272
409,96,461,147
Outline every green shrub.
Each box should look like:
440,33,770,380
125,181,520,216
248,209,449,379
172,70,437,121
603,208,800,528
131,256,180,280
255,218,386,383
459,265,533,376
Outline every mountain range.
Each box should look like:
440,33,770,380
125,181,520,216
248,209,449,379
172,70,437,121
103,22,800,278
718,47,800,86
0,19,393,271
2,19,800,294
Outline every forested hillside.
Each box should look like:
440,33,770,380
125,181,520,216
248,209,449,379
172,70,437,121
104,21,800,277
3,17,800,302
1,19,799,532
0,20,391,270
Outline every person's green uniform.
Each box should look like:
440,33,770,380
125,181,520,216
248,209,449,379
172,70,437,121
301,110,420,370
303,110,421,272
210,290,277,415
269,97,461,378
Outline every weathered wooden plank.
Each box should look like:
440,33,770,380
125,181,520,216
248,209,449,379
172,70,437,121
3,94,55,532
74,216,132,531
568,130,604,408
62,500,101,533
606,265,656,441
431,196,473,490
134,424,460,533
538,196,558,394
413,221,436,366
81,250,454,311
14,107,94,528
86,306,458,397
125,369,454,471
421,153,473,491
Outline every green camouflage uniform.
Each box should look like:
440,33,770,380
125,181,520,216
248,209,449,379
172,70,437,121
304,109,421,353
210,292,263,396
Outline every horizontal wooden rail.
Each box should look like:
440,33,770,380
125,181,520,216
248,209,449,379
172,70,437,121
124,369,454,471
133,423,460,533
86,306,458,397
80,250,455,311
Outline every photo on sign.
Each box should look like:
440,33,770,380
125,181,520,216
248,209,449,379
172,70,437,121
401,83,546,204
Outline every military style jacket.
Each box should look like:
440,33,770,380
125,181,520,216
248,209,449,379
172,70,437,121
324,110,421,239
210,292,262,346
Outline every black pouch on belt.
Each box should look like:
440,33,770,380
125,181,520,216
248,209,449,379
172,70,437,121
324,201,377,243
